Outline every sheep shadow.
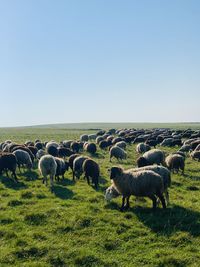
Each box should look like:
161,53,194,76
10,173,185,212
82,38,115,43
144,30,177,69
52,184,74,200
0,175,28,190
183,173,200,181
23,170,39,181
56,178,75,186
134,204,200,237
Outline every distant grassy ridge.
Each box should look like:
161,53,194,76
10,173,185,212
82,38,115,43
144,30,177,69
1,122,200,130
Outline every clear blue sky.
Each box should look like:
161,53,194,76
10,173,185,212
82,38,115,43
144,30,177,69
0,0,200,127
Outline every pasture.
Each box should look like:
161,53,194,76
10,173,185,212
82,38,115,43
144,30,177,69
0,125,200,267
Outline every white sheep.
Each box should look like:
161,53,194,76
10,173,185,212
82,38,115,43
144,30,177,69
38,155,57,189
137,149,165,167
13,149,33,171
109,146,127,162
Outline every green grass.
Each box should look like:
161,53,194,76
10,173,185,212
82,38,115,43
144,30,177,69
0,126,200,266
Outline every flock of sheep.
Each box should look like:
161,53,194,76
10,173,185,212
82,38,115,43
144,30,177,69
0,127,200,211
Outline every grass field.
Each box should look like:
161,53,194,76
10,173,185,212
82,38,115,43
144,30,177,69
0,125,200,266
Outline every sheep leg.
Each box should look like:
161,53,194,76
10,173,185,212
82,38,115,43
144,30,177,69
120,196,126,211
86,175,90,185
72,171,75,180
148,195,157,210
50,175,54,190
5,170,9,178
156,193,166,209
165,190,169,206
124,196,130,210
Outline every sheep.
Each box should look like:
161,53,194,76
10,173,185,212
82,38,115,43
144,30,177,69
99,140,111,150
165,154,185,174
70,142,81,153
107,165,171,205
13,149,33,171
85,143,97,154
35,142,44,150
109,146,127,162
80,134,89,142
46,141,59,149
72,156,89,180
115,141,127,150
136,143,151,154
96,136,104,144
137,149,165,167
110,166,166,211
57,147,74,158
68,154,80,171
105,184,120,202
38,155,57,188
160,138,173,147
145,139,158,148
82,159,100,189
190,151,200,161
129,165,171,205
47,145,58,157
54,157,69,181
88,134,97,140
0,153,18,182
11,146,35,163
112,137,124,145
36,149,46,160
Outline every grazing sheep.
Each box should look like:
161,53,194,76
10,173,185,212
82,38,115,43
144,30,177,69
136,143,151,154
11,146,35,163
145,139,158,148
38,155,57,188
80,134,89,142
68,154,80,171
35,142,44,150
82,159,100,189
55,158,69,181
72,156,89,180
57,147,74,158
137,149,165,167
47,145,58,157
13,149,33,171
88,134,97,140
190,151,200,161
46,141,59,149
165,154,185,174
130,165,171,205
105,184,120,202
0,153,18,182
109,146,127,162
99,140,111,150
112,137,124,145
71,142,81,153
110,167,166,211
85,143,97,154
160,138,173,147
96,136,104,144
115,141,127,150
36,149,46,160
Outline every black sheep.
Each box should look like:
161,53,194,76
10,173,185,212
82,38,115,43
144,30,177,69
0,153,18,182
82,159,100,189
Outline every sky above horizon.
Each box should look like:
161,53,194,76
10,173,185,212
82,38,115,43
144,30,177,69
0,0,200,127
